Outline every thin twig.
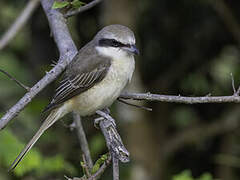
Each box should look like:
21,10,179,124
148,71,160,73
117,98,152,111
73,112,93,169
230,73,236,94
0,69,30,91
0,0,40,50
82,154,91,178
236,86,240,96
64,0,102,18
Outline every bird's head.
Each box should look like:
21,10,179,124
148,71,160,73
95,24,139,58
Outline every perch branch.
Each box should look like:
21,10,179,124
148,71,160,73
95,110,130,180
120,91,240,104
64,0,102,18
0,0,40,50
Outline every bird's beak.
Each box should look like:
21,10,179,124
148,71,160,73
124,44,140,55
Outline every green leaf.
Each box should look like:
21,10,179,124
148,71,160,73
91,154,108,174
52,1,70,9
71,0,86,9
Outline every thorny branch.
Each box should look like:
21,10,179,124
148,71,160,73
0,0,40,50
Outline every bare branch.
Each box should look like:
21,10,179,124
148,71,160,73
0,0,40,50
0,0,77,130
0,69,30,91
64,0,102,18
120,92,240,104
73,112,93,169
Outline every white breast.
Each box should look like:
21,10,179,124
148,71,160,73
69,47,135,116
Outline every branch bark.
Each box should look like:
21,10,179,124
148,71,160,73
0,0,40,50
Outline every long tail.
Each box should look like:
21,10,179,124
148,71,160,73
9,108,63,171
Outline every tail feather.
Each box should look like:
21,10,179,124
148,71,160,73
9,108,62,171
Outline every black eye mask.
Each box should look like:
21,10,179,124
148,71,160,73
98,38,130,48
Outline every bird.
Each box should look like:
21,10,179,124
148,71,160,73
9,24,139,170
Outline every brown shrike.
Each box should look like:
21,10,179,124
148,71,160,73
10,24,139,170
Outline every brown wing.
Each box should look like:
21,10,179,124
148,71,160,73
43,46,111,113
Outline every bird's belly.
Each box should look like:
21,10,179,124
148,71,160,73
70,57,134,116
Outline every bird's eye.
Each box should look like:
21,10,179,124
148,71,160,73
111,40,121,47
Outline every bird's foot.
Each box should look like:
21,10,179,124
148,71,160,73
94,110,116,128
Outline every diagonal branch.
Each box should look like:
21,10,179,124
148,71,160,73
0,0,77,130
0,0,40,50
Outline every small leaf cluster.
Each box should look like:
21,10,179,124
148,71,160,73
52,0,85,10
